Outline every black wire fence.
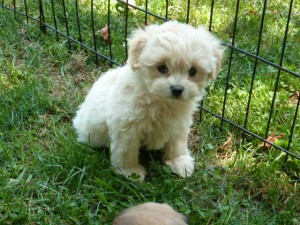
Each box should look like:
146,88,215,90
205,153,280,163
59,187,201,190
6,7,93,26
1,1,299,169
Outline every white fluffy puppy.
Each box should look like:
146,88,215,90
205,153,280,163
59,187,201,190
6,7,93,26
73,21,223,180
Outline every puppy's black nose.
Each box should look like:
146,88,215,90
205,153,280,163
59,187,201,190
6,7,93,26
171,85,184,98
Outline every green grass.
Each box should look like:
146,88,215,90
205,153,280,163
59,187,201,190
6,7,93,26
1,1,300,224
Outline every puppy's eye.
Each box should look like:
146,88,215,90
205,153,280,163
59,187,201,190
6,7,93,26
157,65,168,74
189,67,197,77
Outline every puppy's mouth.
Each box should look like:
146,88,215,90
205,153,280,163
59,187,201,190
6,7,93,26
171,95,183,100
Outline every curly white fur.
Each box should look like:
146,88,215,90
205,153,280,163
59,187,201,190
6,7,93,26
73,21,224,180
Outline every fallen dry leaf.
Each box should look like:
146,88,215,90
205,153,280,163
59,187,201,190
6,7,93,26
219,133,234,152
261,133,285,149
288,91,299,105
100,25,110,45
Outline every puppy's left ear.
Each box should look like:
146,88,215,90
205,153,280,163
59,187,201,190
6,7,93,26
209,44,225,80
128,29,148,71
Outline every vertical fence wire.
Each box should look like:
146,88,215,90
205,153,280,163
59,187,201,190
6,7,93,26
50,0,59,41
75,0,83,49
287,94,300,151
107,0,113,66
264,0,294,143
186,0,190,24
124,0,129,60
62,0,71,50
23,0,28,23
91,0,99,65
209,0,214,32
243,0,267,130
13,0,15,16
165,0,168,20
221,0,240,126
145,0,148,25
199,0,215,124
283,0,297,160
39,0,46,33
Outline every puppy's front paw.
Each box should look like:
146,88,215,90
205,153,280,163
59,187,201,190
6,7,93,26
165,155,194,177
115,165,146,181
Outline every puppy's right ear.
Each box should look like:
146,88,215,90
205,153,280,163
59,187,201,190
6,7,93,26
128,29,148,71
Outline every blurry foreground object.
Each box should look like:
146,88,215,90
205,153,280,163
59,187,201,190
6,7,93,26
113,202,189,225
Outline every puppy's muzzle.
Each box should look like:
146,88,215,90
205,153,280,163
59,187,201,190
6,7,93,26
171,85,184,98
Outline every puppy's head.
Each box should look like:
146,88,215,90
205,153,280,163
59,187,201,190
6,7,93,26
128,21,224,101
112,202,189,225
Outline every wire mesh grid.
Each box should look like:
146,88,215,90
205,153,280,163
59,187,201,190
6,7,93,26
1,0,299,163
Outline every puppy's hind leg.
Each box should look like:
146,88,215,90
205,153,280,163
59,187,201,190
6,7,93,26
110,136,146,181
164,132,195,178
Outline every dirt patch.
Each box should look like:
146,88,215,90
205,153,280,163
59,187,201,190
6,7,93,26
288,91,299,105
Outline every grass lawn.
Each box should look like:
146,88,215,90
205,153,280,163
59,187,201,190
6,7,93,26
1,1,300,224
